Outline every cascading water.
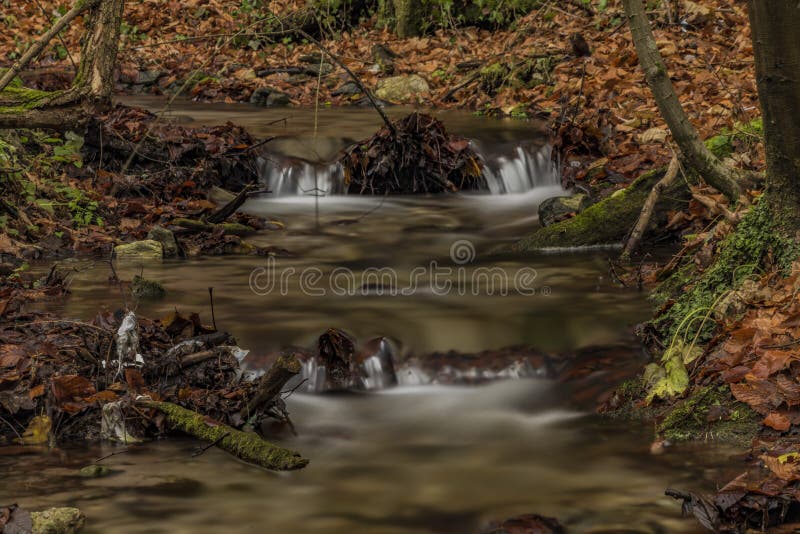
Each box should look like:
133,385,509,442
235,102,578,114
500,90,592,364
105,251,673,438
256,141,559,196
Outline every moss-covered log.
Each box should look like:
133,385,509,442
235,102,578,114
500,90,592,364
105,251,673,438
505,166,690,251
139,400,309,470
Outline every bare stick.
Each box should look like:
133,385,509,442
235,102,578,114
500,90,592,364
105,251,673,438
621,155,680,260
0,0,99,92
241,354,301,419
292,28,396,136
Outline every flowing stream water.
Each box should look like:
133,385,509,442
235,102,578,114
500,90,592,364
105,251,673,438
1,100,739,533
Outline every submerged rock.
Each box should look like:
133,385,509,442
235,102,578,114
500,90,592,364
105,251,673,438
113,240,162,261
78,464,111,478
483,513,566,534
538,193,591,227
374,74,429,103
131,275,165,299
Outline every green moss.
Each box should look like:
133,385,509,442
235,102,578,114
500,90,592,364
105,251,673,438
0,86,59,112
30,507,85,534
143,400,308,470
704,118,764,159
505,166,690,251
480,63,511,92
653,199,800,342
131,275,166,299
658,385,760,445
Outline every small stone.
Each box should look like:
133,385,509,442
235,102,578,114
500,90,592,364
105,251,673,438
249,87,272,106
136,69,163,85
538,194,592,227
332,81,362,96
79,464,111,478
374,74,430,103
146,225,179,258
113,240,162,261
266,91,291,107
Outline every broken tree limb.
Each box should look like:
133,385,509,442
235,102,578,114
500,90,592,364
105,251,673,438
241,354,301,418
621,155,680,260
622,0,745,202
206,183,255,224
0,0,99,93
137,399,309,470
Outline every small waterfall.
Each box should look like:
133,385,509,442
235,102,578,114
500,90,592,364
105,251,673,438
256,142,558,196
294,337,399,393
481,144,559,194
257,156,345,196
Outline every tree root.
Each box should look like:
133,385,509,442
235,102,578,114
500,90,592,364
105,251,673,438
622,155,680,260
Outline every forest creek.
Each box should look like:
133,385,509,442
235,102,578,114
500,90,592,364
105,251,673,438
2,1,800,533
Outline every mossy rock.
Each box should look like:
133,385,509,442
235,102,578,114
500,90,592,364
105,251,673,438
78,464,111,478
30,507,85,534
113,240,163,261
131,275,165,299
503,166,690,252
374,75,430,103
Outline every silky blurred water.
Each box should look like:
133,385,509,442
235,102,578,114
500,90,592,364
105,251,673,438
1,103,737,533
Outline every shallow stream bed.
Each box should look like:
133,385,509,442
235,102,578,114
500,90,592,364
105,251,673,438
1,103,740,533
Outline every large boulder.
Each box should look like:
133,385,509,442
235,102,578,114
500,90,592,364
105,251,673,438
113,240,162,261
374,75,430,103
537,193,592,227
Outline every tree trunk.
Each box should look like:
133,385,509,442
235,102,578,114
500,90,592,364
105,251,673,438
622,0,744,202
0,0,98,93
393,0,420,38
747,1,800,231
0,0,123,129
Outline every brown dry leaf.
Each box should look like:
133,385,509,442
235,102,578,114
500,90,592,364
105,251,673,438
761,452,800,481
51,375,96,404
749,349,795,380
28,384,45,400
763,412,791,432
730,380,781,414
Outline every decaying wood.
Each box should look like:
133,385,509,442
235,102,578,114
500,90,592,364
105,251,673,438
623,0,745,202
622,155,680,259
138,399,308,470
240,354,301,418
206,183,255,224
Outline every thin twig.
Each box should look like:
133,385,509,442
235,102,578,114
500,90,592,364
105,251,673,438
95,448,129,462
191,431,230,457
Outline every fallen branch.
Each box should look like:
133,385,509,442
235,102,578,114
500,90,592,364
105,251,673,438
241,354,301,418
137,399,309,470
206,183,255,224
622,155,680,260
